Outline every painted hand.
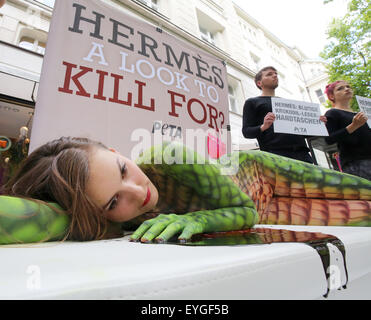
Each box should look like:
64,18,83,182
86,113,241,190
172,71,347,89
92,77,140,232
130,213,206,243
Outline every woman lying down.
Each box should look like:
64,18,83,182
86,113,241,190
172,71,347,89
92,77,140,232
1,137,370,245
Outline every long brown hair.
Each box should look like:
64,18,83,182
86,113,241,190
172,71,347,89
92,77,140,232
3,137,119,241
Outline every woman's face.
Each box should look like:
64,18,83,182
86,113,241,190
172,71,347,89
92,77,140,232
86,147,159,222
332,81,353,102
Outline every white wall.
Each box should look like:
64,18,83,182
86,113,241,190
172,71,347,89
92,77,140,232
0,0,329,148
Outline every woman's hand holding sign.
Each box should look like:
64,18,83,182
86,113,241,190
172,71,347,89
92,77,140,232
347,112,368,134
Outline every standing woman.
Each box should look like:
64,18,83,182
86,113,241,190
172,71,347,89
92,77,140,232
324,80,371,180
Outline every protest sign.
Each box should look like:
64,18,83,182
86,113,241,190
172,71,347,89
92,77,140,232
356,95,371,128
30,0,230,160
271,98,328,136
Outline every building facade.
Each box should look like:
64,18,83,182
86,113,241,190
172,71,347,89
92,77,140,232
0,0,330,154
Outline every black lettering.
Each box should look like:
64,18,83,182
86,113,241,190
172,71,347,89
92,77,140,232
168,124,176,136
68,3,104,40
212,65,224,89
163,43,193,75
137,31,162,62
174,127,182,139
193,56,212,83
108,18,134,51
161,124,169,135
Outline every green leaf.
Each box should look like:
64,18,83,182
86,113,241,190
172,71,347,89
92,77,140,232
321,0,371,110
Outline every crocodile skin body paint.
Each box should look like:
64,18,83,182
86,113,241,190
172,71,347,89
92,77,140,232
175,227,348,298
168,228,348,298
1,142,370,246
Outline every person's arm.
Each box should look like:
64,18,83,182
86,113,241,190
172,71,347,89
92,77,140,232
242,99,263,138
0,196,69,244
345,112,368,133
325,111,367,144
131,143,258,242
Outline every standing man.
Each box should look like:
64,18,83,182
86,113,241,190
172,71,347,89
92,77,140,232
242,66,315,163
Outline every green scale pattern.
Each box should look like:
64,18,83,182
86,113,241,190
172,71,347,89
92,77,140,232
0,142,370,244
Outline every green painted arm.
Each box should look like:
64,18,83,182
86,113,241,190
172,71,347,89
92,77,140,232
0,196,69,244
132,142,259,242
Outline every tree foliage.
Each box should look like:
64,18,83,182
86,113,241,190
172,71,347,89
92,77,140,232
321,0,370,110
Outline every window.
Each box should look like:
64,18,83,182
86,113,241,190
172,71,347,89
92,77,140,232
19,36,46,54
139,0,158,11
196,9,224,49
248,28,257,42
250,53,261,71
199,26,216,46
315,89,326,104
239,20,258,44
239,21,248,39
228,85,238,113
17,28,48,55
34,0,55,7
227,76,243,114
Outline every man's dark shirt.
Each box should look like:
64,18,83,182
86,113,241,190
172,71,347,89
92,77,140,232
242,96,310,153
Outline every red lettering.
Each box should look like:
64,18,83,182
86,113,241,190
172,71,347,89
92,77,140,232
58,61,92,97
219,111,225,128
108,73,132,106
134,80,155,111
168,90,186,117
94,70,108,101
187,98,207,124
207,104,219,131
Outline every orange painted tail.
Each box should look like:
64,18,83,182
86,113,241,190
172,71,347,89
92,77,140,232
260,197,371,226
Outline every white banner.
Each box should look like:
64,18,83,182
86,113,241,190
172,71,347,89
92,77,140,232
356,95,371,128
30,0,230,160
271,97,328,136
